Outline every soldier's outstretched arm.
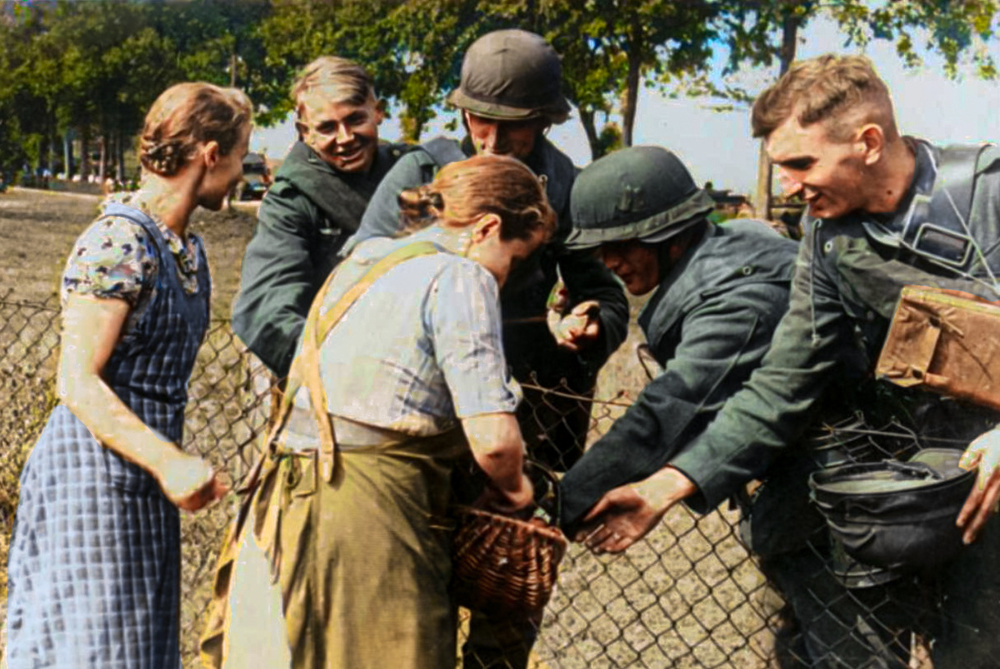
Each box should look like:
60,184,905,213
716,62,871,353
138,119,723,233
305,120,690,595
670,230,852,513
559,278,793,533
575,467,697,554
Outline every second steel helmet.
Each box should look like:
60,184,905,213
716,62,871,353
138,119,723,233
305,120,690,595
565,146,716,250
447,29,571,124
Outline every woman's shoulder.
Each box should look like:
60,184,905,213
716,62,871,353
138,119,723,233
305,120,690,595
62,213,158,304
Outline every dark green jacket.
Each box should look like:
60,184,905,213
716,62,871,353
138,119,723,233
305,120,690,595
559,220,798,529
343,135,629,372
673,140,1000,514
232,140,408,376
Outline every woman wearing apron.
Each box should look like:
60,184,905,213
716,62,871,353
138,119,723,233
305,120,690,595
203,154,556,668
4,82,251,668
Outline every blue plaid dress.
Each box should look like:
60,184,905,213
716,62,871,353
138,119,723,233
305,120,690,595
4,202,210,668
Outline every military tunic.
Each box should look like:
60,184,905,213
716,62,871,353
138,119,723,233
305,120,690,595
559,219,798,530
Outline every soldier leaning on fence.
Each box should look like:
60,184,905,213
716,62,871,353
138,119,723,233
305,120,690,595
553,146,864,665
2,82,245,669
557,145,797,530
232,56,409,378
576,54,1000,667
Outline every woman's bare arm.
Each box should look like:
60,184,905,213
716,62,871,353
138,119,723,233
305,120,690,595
58,293,226,511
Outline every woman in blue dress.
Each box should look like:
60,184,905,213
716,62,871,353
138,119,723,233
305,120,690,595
4,81,252,668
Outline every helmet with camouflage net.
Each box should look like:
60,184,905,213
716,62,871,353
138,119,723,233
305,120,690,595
447,29,571,124
565,145,716,250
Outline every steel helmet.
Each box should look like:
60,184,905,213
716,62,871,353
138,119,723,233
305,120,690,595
809,448,975,573
447,29,571,124
565,146,716,250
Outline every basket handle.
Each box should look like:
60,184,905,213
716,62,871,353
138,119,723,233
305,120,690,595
525,459,562,528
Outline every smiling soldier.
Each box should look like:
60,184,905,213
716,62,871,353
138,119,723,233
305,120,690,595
232,57,409,378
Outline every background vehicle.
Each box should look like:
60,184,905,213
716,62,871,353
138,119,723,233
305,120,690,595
237,152,271,201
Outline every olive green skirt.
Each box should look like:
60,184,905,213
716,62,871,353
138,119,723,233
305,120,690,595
202,427,467,669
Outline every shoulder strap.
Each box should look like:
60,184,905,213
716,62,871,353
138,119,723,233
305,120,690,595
418,137,467,183
269,241,440,483
895,144,995,274
926,145,988,236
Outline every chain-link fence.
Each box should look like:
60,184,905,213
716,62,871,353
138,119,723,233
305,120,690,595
0,291,974,668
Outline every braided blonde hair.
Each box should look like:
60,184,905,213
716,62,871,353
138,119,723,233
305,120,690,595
139,82,252,177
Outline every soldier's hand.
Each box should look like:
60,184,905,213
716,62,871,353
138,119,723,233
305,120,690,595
574,467,696,554
957,427,1000,544
548,300,601,352
574,485,664,554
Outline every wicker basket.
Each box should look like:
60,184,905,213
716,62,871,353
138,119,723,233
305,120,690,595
451,463,568,618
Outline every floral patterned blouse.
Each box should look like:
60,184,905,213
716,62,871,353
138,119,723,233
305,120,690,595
61,192,204,333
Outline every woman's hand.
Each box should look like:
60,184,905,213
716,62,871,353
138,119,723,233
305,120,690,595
156,449,229,512
59,293,228,512
478,472,535,516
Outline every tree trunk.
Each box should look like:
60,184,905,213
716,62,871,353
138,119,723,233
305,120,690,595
63,131,74,180
98,134,107,183
80,126,91,181
578,107,603,161
116,129,125,183
621,19,642,148
47,124,57,174
754,9,799,220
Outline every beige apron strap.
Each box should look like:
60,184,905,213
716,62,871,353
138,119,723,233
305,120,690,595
298,240,440,483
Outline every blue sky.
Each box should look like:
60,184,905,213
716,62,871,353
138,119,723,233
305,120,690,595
251,16,999,196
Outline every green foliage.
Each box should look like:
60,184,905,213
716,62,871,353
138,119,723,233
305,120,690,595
0,0,994,168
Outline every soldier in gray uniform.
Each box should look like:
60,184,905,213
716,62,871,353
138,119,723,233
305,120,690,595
558,145,798,534
233,57,409,378
576,54,1000,667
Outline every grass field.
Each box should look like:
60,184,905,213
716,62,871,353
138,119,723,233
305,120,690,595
0,187,776,668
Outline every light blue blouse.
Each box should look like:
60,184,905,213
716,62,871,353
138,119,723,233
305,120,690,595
291,226,521,437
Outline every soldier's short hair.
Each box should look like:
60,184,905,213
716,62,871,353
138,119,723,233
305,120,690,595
751,54,898,142
291,56,375,117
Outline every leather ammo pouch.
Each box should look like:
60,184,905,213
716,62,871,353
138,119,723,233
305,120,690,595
876,285,1000,411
